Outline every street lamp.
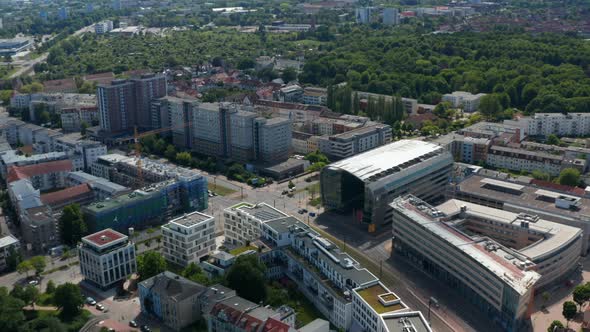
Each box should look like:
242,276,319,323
428,297,438,323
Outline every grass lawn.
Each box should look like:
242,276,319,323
37,293,54,306
293,296,323,328
25,309,92,332
208,183,236,196
229,245,257,255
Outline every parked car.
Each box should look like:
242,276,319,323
86,297,96,305
309,212,316,217
28,280,39,286
301,209,308,213
96,303,105,311
129,320,138,328
141,325,152,332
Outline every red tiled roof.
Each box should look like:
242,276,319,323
84,229,125,246
43,78,77,93
7,159,73,183
41,183,92,206
530,179,586,196
210,303,264,332
262,318,289,332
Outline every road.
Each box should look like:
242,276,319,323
8,25,94,79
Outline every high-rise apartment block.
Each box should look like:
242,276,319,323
98,74,166,133
382,8,400,25
78,228,137,289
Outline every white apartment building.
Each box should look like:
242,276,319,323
382,8,399,25
223,202,288,246
78,229,137,289
161,211,216,267
527,113,590,137
486,145,585,176
442,91,486,112
95,20,114,34
318,124,392,160
302,87,328,106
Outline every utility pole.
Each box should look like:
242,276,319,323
241,186,243,199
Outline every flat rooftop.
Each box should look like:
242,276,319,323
382,312,432,332
327,140,447,182
83,229,127,247
455,175,590,221
168,211,213,228
355,283,405,314
391,196,541,295
331,124,389,140
85,190,159,213
233,202,289,222
436,199,582,260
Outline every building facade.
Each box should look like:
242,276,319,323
78,229,137,289
0,235,20,271
442,91,486,112
318,124,392,161
161,211,216,267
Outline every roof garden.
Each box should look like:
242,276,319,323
356,283,405,314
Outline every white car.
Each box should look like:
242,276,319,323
96,303,105,311
28,280,39,286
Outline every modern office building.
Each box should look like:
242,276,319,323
442,91,486,112
0,38,31,56
161,211,216,267
450,174,590,254
390,195,541,332
277,85,304,103
0,235,20,271
320,140,453,227
97,74,167,133
78,229,137,289
318,124,392,160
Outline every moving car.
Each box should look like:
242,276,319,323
129,320,138,328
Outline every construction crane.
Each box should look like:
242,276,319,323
133,121,193,187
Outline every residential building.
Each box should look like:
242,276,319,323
317,124,392,160
526,113,590,137
356,7,374,24
450,174,590,254
390,195,542,331
78,229,137,289
57,7,69,20
151,96,197,149
139,271,207,331
486,145,586,176
382,8,400,25
161,211,216,267
66,171,130,200
224,202,288,246
442,91,486,112
320,140,453,226
6,159,73,191
200,251,235,278
95,20,114,34
256,214,431,332
302,87,328,106
54,136,107,171
0,150,68,179
97,74,167,133
40,183,94,211
7,179,42,216
0,235,20,271
254,117,292,164
21,205,59,254
292,132,321,155
60,107,99,133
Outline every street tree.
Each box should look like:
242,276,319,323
137,251,167,281
59,204,87,246
562,301,577,327
547,320,563,332
558,168,581,187
53,283,84,318
29,256,46,276
17,260,33,278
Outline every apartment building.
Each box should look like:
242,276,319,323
0,235,20,271
442,91,486,112
78,229,137,289
151,96,197,149
0,150,68,179
60,107,99,132
66,171,130,200
40,183,94,211
486,145,586,176
161,211,216,267
302,87,327,106
54,136,107,171
320,140,453,226
94,20,114,34
7,159,73,191
390,195,540,332
527,113,590,137
257,215,431,332
98,74,167,133
223,202,288,246
277,85,304,103
382,8,400,25
21,205,59,254
254,117,292,164
317,124,392,160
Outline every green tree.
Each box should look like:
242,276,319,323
137,251,167,281
0,287,26,331
59,204,87,246
29,256,46,276
5,246,21,271
53,283,84,319
547,134,561,146
288,181,295,189
225,255,267,303
547,320,563,332
24,316,66,332
164,144,176,160
478,94,503,120
46,280,56,294
17,260,33,278
562,301,577,327
532,170,551,182
281,67,297,83
558,168,581,187
80,122,89,136
175,151,192,166
182,262,209,285
573,283,590,311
